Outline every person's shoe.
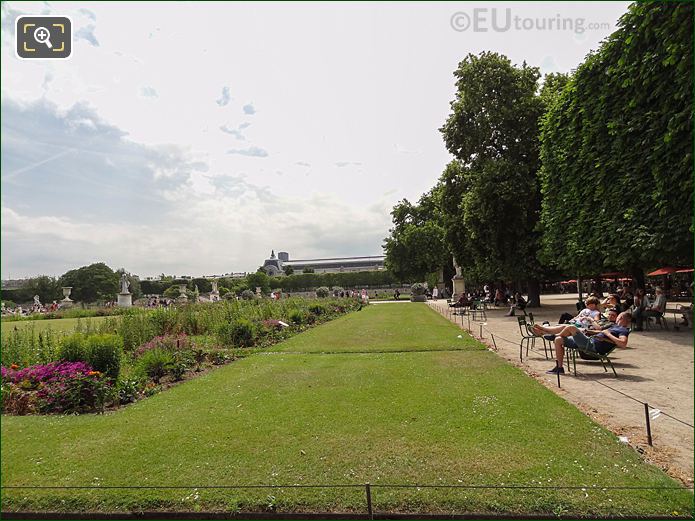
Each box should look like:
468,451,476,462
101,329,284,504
546,366,565,375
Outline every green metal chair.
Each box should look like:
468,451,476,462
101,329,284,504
527,313,554,360
516,316,536,361
470,300,487,322
565,340,619,377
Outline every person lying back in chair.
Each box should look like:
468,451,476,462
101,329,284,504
532,312,632,375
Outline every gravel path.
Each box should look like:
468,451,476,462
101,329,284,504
428,294,694,485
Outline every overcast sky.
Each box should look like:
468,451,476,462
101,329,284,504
1,1,630,278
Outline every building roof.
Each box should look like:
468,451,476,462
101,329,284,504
283,256,385,267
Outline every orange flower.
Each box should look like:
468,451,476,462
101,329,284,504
88,371,101,376
10,364,19,370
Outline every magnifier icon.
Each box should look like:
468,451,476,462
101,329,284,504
33,26,52,49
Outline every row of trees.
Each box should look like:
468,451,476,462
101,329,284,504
2,264,401,305
383,2,692,306
1,264,138,305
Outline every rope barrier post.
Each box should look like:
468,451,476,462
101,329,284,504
467,314,471,332
556,369,561,388
365,483,373,520
491,333,497,350
479,323,483,338
644,403,653,446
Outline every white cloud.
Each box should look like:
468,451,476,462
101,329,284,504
227,146,268,157
216,86,231,106
140,86,158,98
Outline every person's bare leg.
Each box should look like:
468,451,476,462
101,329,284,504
554,337,565,366
557,325,578,337
532,323,569,335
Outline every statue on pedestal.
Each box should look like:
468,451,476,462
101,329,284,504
452,257,466,299
117,272,133,308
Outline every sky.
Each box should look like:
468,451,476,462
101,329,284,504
1,1,630,279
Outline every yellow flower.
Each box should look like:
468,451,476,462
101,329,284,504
88,371,101,376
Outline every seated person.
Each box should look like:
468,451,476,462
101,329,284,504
450,293,471,308
533,312,631,374
494,288,506,306
600,293,622,313
559,297,601,326
633,287,666,331
504,292,526,316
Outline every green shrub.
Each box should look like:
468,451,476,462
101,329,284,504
308,303,326,316
137,349,174,384
59,333,88,363
240,289,255,301
288,309,305,325
116,377,143,405
85,334,123,379
217,319,258,347
315,286,330,298
149,308,178,336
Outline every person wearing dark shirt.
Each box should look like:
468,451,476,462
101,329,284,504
504,292,526,316
532,312,631,374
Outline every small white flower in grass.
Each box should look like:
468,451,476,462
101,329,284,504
457,335,463,339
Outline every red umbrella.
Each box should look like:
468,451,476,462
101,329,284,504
647,267,678,277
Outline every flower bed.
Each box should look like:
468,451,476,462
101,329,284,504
1,297,362,415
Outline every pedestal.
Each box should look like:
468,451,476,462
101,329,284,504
117,293,132,308
452,275,466,299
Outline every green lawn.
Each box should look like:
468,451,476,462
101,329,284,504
1,316,112,336
275,303,476,353
1,304,691,515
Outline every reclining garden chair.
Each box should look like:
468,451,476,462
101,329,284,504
565,340,619,377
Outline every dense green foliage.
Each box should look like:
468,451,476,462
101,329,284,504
0,276,63,305
59,263,119,303
270,270,399,292
383,186,449,282
539,3,693,277
439,52,544,302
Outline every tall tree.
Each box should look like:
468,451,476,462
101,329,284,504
539,2,693,286
383,185,449,283
59,263,119,303
23,276,63,303
440,52,544,305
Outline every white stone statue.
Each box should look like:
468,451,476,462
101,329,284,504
120,273,130,294
117,273,133,308
33,295,41,306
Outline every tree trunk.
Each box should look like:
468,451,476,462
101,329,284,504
593,277,604,297
631,267,645,290
527,278,541,308
577,277,583,301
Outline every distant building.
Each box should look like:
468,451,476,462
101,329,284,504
1,279,28,290
261,250,385,276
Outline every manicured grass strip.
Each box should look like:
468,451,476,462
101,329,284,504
2,349,690,515
1,316,113,336
274,303,477,353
